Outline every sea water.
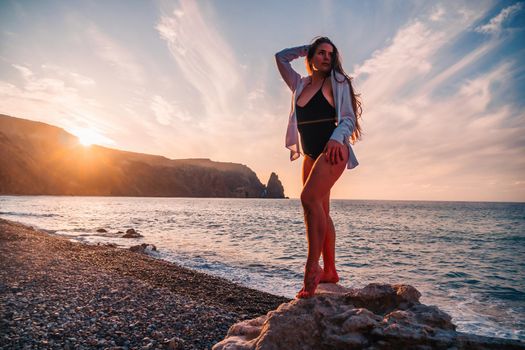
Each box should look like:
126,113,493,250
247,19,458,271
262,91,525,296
1,196,523,340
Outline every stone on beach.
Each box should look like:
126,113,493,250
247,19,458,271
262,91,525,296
129,243,157,254
213,283,525,350
166,336,186,349
122,228,142,238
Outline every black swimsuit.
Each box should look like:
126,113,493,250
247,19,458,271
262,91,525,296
296,77,337,160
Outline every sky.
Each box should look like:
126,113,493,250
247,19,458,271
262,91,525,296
0,0,524,202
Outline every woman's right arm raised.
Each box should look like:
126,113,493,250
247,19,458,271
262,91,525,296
275,45,309,92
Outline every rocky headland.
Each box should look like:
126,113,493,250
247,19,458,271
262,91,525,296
0,115,285,198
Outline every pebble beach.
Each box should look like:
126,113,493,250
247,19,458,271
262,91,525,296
0,218,290,349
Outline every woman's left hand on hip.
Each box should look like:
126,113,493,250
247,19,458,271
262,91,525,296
324,140,345,165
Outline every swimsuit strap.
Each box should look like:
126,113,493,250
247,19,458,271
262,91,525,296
307,76,327,89
318,76,327,94
310,76,327,93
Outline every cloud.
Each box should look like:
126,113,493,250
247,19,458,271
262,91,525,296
475,2,524,34
353,7,491,120
153,0,287,164
150,95,174,126
156,0,243,118
11,64,33,79
86,24,145,83
8,64,92,102
354,20,446,104
0,63,116,145
417,40,498,98
150,95,192,126
340,6,525,201
429,5,445,22
41,64,96,86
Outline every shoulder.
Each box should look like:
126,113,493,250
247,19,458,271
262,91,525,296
331,71,350,94
332,70,350,86
297,76,309,87
334,69,345,79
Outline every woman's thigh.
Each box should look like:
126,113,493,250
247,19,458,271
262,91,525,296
302,155,316,185
303,155,331,214
301,147,349,203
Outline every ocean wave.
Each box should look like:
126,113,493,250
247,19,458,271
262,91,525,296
0,211,59,218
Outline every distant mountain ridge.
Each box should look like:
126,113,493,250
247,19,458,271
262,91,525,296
0,115,285,198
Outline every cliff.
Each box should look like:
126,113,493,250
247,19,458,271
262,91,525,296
0,115,282,198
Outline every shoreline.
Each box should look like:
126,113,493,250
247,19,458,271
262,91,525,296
0,218,290,349
3,194,524,204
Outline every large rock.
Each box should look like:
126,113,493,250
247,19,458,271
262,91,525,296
213,283,525,350
129,243,157,254
264,172,285,198
122,228,142,238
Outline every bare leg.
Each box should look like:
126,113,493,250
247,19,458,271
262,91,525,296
299,156,323,294
301,157,340,286
297,148,348,298
321,194,339,283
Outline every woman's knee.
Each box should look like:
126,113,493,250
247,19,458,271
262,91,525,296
323,196,330,216
325,214,334,231
300,189,322,211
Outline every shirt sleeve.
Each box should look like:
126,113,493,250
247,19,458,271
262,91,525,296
330,79,356,145
274,45,310,92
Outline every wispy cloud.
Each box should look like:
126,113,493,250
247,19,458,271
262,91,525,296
0,63,116,145
475,2,523,34
86,24,145,84
156,0,242,118
150,95,192,126
8,64,97,104
41,64,96,86
354,21,445,104
150,95,173,126
344,5,525,200
153,0,286,163
11,64,33,79
429,5,445,22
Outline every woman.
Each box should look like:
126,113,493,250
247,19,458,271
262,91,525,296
275,37,362,298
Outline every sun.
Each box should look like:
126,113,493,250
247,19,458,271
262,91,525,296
72,128,104,147
79,135,94,146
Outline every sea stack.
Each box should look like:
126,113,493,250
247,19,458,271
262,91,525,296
265,172,285,198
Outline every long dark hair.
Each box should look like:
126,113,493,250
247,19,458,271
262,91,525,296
305,36,362,144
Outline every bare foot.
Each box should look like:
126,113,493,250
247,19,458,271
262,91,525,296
320,269,340,283
296,264,323,299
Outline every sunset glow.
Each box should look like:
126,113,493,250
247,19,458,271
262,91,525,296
72,128,104,147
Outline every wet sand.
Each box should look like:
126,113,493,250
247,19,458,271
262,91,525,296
0,218,290,349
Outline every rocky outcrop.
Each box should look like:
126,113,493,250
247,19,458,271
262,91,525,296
129,243,157,254
0,114,280,198
122,228,143,238
213,283,525,350
264,172,285,198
